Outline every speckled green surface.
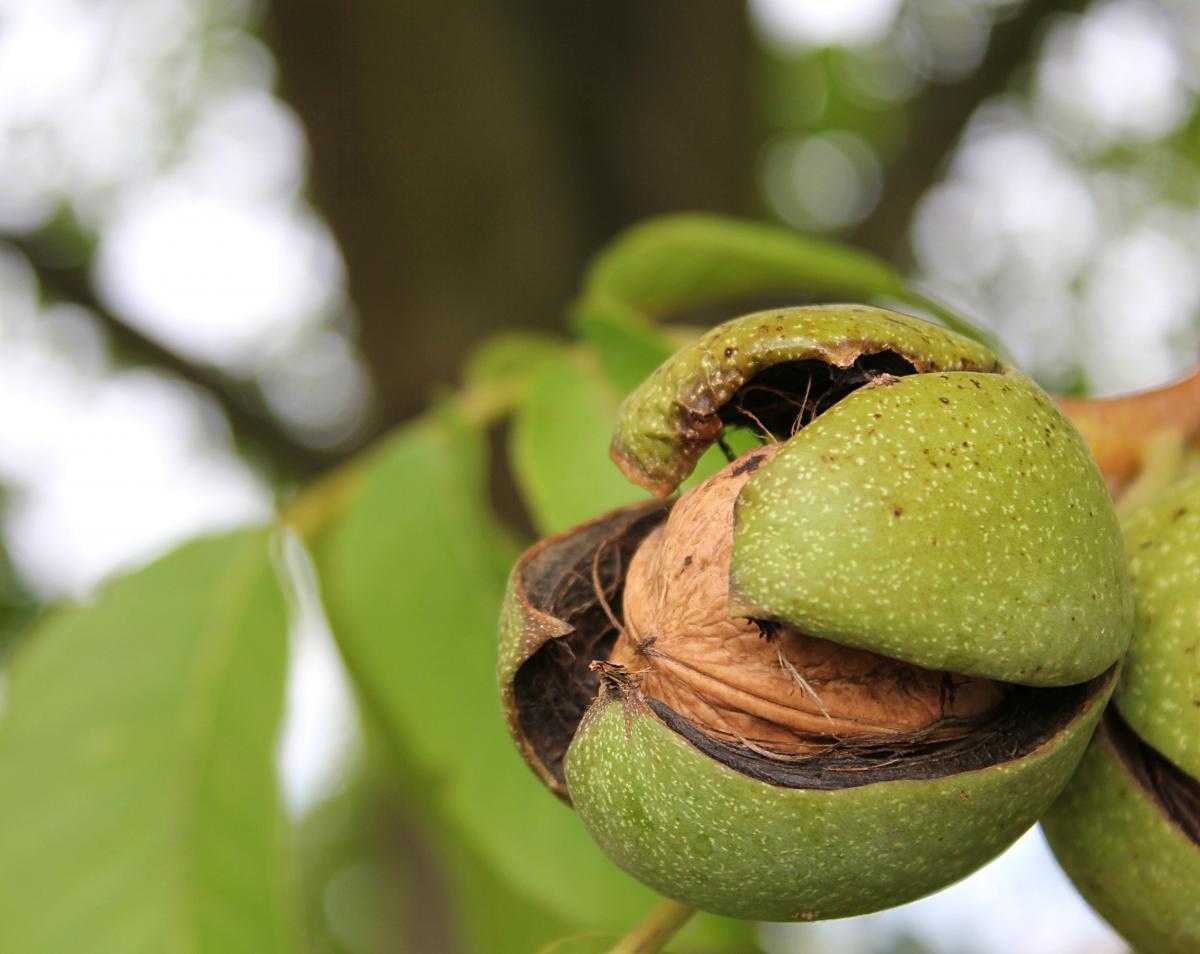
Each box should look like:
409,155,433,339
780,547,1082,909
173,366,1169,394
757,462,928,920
1043,722,1200,954
610,305,1001,496
565,671,1113,922
497,562,533,702
497,555,568,795
729,370,1131,686
1118,474,1200,778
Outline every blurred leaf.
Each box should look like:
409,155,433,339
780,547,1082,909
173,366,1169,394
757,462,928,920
1057,365,1091,399
575,214,996,351
313,407,758,949
677,913,763,953
297,771,420,954
0,529,295,954
441,820,572,954
505,327,763,537
510,350,649,534
314,408,651,931
0,490,40,660
573,299,675,396
538,925,762,954
297,756,569,954
581,213,900,310
462,331,566,396
536,933,618,954
0,547,38,661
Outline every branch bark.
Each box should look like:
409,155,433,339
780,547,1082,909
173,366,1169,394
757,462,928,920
267,0,751,427
7,231,334,480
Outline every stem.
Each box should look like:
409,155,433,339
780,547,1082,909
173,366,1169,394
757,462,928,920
606,899,695,954
1058,367,1200,492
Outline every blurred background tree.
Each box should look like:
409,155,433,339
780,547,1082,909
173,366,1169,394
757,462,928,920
0,1,1197,951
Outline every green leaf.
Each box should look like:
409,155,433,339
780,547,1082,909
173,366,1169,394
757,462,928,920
510,351,650,535
575,214,997,353
297,756,569,954
313,408,758,950
0,490,40,661
314,409,652,930
296,767,420,954
535,933,619,954
0,529,295,954
573,299,675,397
537,923,763,954
0,549,38,662
441,824,572,954
462,331,566,396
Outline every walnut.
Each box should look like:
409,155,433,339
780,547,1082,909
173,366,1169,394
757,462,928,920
500,305,1128,924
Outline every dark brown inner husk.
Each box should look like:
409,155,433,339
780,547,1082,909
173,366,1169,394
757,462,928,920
1106,707,1200,846
715,351,918,442
647,685,1093,789
513,501,668,785
511,354,1097,790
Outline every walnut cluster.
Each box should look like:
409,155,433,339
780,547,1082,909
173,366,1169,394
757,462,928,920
610,447,1003,756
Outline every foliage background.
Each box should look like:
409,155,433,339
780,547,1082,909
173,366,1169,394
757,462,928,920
1,1,1198,952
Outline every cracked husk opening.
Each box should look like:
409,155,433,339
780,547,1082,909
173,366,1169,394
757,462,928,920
609,447,1005,757
1106,707,1200,847
713,351,919,444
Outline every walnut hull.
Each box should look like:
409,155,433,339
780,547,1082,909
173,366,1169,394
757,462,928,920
498,305,1131,921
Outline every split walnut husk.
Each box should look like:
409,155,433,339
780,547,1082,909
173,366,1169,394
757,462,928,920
1043,474,1200,954
498,304,1130,921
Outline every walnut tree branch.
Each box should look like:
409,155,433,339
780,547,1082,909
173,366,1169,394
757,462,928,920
849,0,1088,264
6,231,336,481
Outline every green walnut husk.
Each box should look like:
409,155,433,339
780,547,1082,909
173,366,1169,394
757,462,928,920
1043,475,1200,953
567,671,1112,922
499,305,1131,921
